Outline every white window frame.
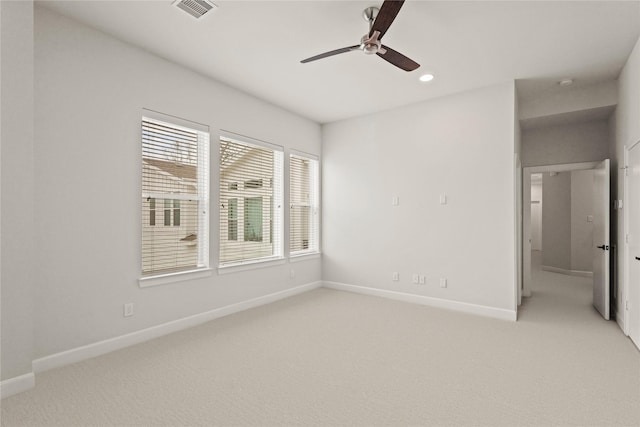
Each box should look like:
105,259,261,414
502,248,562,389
289,150,320,258
139,110,210,287
218,131,284,270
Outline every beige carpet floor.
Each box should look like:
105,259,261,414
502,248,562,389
2,263,639,426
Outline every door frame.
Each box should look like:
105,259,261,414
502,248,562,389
623,140,640,337
521,161,600,301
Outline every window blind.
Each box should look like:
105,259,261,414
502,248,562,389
290,153,319,255
141,115,209,276
219,135,283,266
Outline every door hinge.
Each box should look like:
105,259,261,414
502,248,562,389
624,166,629,176
626,233,630,244
626,300,629,311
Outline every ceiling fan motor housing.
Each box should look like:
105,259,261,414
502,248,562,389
360,31,386,55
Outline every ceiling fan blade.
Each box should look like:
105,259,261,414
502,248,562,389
301,45,361,64
369,0,405,40
377,45,420,71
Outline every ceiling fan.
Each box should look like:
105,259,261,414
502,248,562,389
300,0,419,72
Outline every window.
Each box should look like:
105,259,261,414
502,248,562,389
290,152,319,255
219,135,283,266
244,197,263,242
141,113,209,277
228,198,238,241
149,198,156,226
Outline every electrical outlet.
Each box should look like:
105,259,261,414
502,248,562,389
392,272,399,281
419,275,426,285
440,278,447,288
412,274,419,284
123,303,134,317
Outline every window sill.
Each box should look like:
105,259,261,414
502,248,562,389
218,257,286,274
289,252,321,263
139,268,212,288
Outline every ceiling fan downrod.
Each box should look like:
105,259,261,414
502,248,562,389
360,7,384,55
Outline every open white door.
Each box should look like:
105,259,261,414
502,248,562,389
626,144,640,348
593,159,610,320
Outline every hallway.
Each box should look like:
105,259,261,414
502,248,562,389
520,250,600,324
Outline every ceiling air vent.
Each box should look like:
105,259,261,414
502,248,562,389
172,0,217,20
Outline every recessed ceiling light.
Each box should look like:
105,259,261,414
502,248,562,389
419,74,435,82
559,78,574,87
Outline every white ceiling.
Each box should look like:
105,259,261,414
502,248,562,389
40,1,640,124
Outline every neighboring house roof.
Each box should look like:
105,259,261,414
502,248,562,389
143,158,196,181
220,140,251,170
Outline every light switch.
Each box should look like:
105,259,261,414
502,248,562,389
440,194,447,205
392,196,399,206
587,215,593,223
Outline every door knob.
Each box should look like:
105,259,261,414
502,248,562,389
596,245,609,250
636,257,640,260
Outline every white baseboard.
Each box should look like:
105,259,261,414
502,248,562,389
1,372,35,399
541,265,593,277
33,282,322,373
322,281,517,322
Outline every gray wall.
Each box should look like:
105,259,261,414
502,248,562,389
541,170,594,273
1,0,35,382
542,173,572,270
322,83,517,311
530,183,542,251
571,170,595,272
522,120,610,167
32,6,321,360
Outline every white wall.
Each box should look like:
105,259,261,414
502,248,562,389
521,120,610,167
1,0,35,382
519,81,617,121
530,183,542,251
542,172,572,270
33,7,321,359
571,170,595,272
322,83,517,312
613,35,640,325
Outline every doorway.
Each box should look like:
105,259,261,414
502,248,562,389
522,161,610,320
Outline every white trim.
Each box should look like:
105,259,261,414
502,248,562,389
33,282,322,373
217,257,286,274
139,268,212,287
289,149,319,161
523,161,600,173
1,372,35,399
289,252,321,263
322,281,517,322
219,130,283,152
622,139,640,336
541,265,594,277
142,109,209,133
622,145,630,335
